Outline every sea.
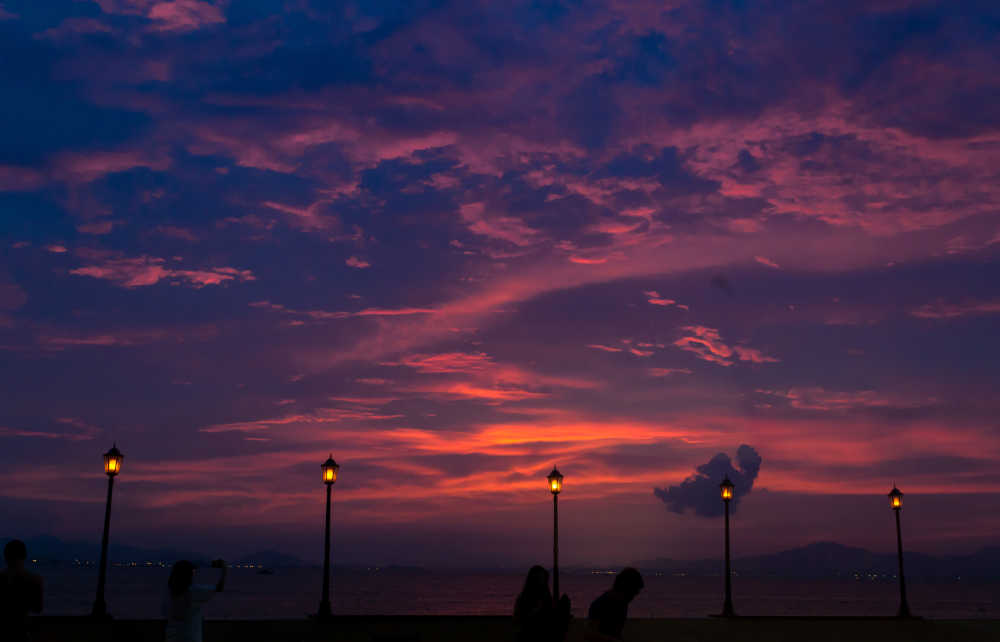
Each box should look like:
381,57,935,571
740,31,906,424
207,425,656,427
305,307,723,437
38,567,999,619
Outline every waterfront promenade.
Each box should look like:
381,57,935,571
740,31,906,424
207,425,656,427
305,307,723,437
26,616,1000,642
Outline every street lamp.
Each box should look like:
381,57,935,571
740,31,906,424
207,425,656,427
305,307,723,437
547,467,563,606
92,444,123,617
719,476,736,617
889,485,911,618
317,454,339,620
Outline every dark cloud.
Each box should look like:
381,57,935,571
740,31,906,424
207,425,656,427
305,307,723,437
1,0,1000,564
654,445,762,517
0,28,149,165
710,274,734,296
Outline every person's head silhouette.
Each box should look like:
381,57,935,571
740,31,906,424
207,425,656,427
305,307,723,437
524,565,549,591
168,560,197,597
613,567,644,602
3,539,27,571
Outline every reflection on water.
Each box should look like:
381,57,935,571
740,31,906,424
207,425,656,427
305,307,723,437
40,567,1000,619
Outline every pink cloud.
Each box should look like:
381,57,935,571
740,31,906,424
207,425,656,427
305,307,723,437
250,300,434,323
40,333,160,348
53,150,170,184
355,307,435,317
910,299,1000,319
731,345,781,364
382,351,598,406
93,1,154,14
154,225,200,241
758,387,933,412
459,202,541,247
70,255,254,288
384,352,494,374
200,407,404,434
0,417,99,441
587,344,623,353
262,200,340,231
644,290,681,307
0,165,44,191
345,256,371,269
673,325,780,366
147,0,224,32
77,221,115,235
754,255,781,269
36,17,113,40
45,245,68,254
568,256,608,265
648,367,693,377
328,396,401,406
0,278,26,312
37,325,217,350
416,382,551,403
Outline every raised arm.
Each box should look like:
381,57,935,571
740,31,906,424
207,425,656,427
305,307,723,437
215,561,227,592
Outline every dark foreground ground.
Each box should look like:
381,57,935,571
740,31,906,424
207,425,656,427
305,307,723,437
29,616,1000,642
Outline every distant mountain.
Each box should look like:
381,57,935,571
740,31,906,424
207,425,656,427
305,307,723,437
8,535,998,577
2,534,210,566
2,535,317,567
632,542,1000,579
234,550,309,568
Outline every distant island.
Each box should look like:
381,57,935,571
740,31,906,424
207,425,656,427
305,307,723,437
628,541,1000,580
6,536,999,580
1,535,432,574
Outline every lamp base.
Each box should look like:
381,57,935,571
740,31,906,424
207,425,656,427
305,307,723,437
715,598,737,618
90,600,113,619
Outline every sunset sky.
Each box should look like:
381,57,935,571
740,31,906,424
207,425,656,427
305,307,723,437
2,0,1000,567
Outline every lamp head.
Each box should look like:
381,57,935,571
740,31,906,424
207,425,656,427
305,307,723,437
321,454,340,485
888,485,903,510
720,476,735,501
103,444,124,477
546,467,564,495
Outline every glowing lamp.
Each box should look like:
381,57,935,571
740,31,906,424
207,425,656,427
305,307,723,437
720,477,734,502
321,454,339,485
889,486,903,510
103,444,124,477
547,467,564,495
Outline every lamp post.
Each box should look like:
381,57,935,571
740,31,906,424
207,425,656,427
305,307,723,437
889,485,911,618
546,467,564,606
719,476,736,617
92,444,123,618
318,454,339,621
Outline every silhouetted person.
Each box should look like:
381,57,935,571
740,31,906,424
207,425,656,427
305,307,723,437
513,565,570,642
586,567,643,641
163,559,227,642
1,539,43,642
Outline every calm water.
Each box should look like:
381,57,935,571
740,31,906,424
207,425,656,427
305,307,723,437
39,568,999,619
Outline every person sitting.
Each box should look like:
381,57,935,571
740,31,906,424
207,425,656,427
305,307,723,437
163,559,227,642
586,567,643,641
513,565,571,642
0,539,44,642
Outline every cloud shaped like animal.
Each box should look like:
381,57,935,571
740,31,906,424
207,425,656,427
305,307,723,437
654,445,761,517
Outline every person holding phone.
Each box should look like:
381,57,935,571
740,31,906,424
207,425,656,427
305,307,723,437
2,540,43,642
163,559,227,642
